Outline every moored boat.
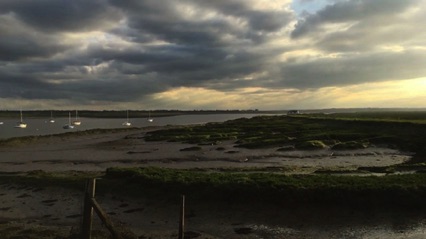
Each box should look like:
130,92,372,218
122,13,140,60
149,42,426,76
14,110,27,128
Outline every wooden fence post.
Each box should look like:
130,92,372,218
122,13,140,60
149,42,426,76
178,195,185,239
82,178,96,239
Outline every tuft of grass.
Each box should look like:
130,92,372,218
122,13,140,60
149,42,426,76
296,140,328,150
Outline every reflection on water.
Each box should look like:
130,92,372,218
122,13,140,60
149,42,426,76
0,114,264,139
205,205,426,239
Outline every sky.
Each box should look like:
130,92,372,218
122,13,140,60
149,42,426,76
0,0,425,110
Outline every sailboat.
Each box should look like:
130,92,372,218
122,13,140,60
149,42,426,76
49,111,55,123
147,111,154,122
72,110,81,126
122,110,132,126
63,112,75,129
14,110,27,128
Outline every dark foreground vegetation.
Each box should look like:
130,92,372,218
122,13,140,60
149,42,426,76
4,167,426,238
105,167,426,209
2,167,426,210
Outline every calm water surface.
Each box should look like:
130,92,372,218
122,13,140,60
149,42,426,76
0,114,266,140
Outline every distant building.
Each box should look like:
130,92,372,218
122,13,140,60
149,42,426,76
287,110,300,115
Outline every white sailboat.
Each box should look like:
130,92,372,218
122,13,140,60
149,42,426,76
63,112,75,129
72,110,81,126
122,110,132,126
147,111,154,122
14,110,27,128
49,111,55,123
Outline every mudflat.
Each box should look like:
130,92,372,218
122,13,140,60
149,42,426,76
0,127,410,172
0,126,419,238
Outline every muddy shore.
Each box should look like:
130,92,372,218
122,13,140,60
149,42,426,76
0,128,411,172
0,128,422,239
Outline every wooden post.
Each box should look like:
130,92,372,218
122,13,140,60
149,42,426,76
81,178,96,239
178,195,185,239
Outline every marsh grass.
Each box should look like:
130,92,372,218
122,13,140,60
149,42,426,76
103,167,426,209
0,127,140,147
0,171,99,191
304,111,426,124
144,113,426,161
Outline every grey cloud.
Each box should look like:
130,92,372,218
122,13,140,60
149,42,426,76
316,17,423,52
247,11,292,32
291,0,417,38
196,1,293,32
277,51,426,89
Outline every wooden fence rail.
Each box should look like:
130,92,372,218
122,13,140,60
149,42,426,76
80,178,186,239
81,178,123,239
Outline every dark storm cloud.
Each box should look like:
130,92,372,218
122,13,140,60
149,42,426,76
86,43,266,90
0,37,64,61
0,15,70,61
0,58,168,102
109,0,226,45
58,77,166,102
110,0,293,45
0,0,295,105
0,0,121,32
0,70,55,99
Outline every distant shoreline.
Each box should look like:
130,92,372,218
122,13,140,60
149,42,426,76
0,109,272,119
0,108,425,119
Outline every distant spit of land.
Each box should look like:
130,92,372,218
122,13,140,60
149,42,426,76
0,107,425,119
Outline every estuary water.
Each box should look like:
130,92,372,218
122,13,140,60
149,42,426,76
0,113,265,140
